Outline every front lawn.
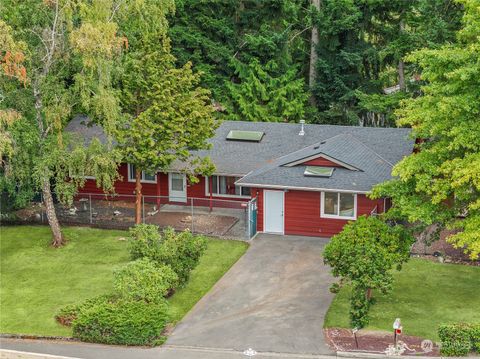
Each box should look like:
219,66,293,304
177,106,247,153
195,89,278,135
324,258,480,341
0,225,248,337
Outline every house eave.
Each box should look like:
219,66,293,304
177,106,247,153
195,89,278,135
236,182,370,194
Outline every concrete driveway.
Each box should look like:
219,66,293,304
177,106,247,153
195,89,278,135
167,234,335,355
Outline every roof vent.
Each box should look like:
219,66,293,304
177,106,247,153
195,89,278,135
299,120,305,136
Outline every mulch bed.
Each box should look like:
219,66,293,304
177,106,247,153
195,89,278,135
146,211,238,236
412,227,479,266
325,328,440,356
12,200,239,236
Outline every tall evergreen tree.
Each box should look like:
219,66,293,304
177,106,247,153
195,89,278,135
169,0,311,122
115,0,216,224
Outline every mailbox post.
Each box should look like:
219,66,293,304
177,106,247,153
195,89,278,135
393,318,402,347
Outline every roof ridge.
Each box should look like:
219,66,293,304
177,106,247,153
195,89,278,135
344,133,395,167
236,133,359,180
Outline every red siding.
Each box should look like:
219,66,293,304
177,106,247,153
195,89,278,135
302,157,344,167
77,164,249,209
79,163,160,198
254,188,384,237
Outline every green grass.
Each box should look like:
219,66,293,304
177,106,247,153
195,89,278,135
0,225,248,336
324,258,480,340
168,239,248,323
0,225,130,336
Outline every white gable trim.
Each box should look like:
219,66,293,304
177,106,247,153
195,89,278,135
282,153,360,171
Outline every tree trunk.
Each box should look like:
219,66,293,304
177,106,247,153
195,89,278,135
309,0,321,106
42,179,64,247
366,288,372,301
398,19,406,91
135,168,142,224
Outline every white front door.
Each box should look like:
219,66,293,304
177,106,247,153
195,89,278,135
264,190,284,234
169,173,187,203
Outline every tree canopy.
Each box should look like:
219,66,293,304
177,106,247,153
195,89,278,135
0,0,122,245
373,0,480,259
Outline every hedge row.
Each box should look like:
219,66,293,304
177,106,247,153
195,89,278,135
57,225,208,346
438,322,480,356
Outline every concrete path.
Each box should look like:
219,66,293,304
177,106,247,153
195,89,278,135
167,234,335,355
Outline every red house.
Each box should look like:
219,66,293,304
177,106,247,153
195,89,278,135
67,118,413,237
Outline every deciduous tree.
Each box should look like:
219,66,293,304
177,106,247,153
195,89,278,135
0,1,122,246
373,0,480,259
323,216,413,328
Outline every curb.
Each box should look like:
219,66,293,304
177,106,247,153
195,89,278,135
337,351,455,359
0,335,74,342
0,348,81,359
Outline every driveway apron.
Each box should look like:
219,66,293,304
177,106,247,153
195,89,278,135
167,234,335,355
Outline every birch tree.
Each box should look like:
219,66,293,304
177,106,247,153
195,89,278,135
0,1,122,246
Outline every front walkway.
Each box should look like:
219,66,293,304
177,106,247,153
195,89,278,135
167,234,335,355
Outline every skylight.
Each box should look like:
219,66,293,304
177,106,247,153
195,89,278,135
304,166,334,177
226,130,264,142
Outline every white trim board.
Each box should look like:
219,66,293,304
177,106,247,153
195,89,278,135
127,164,157,184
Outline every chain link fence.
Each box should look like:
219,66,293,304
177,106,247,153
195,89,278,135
8,193,256,240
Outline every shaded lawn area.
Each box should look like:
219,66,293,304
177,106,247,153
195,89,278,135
0,225,248,337
324,258,480,341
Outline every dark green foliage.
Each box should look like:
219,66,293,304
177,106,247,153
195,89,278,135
168,0,462,125
55,294,118,327
438,323,480,356
227,59,308,122
129,225,208,286
72,297,169,346
114,259,178,302
311,0,463,125
169,0,310,122
323,216,414,328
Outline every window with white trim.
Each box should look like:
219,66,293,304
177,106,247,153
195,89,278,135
321,192,356,219
128,164,157,183
206,175,250,197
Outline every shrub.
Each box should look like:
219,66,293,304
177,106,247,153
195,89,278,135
72,297,169,346
157,228,208,285
438,323,480,356
323,216,413,328
128,224,163,260
128,225,208,286
114,258,178,302
56,294,117,327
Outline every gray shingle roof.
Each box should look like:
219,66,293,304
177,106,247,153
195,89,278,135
236,133,396,192
65,117,414,192
64,115,109,145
